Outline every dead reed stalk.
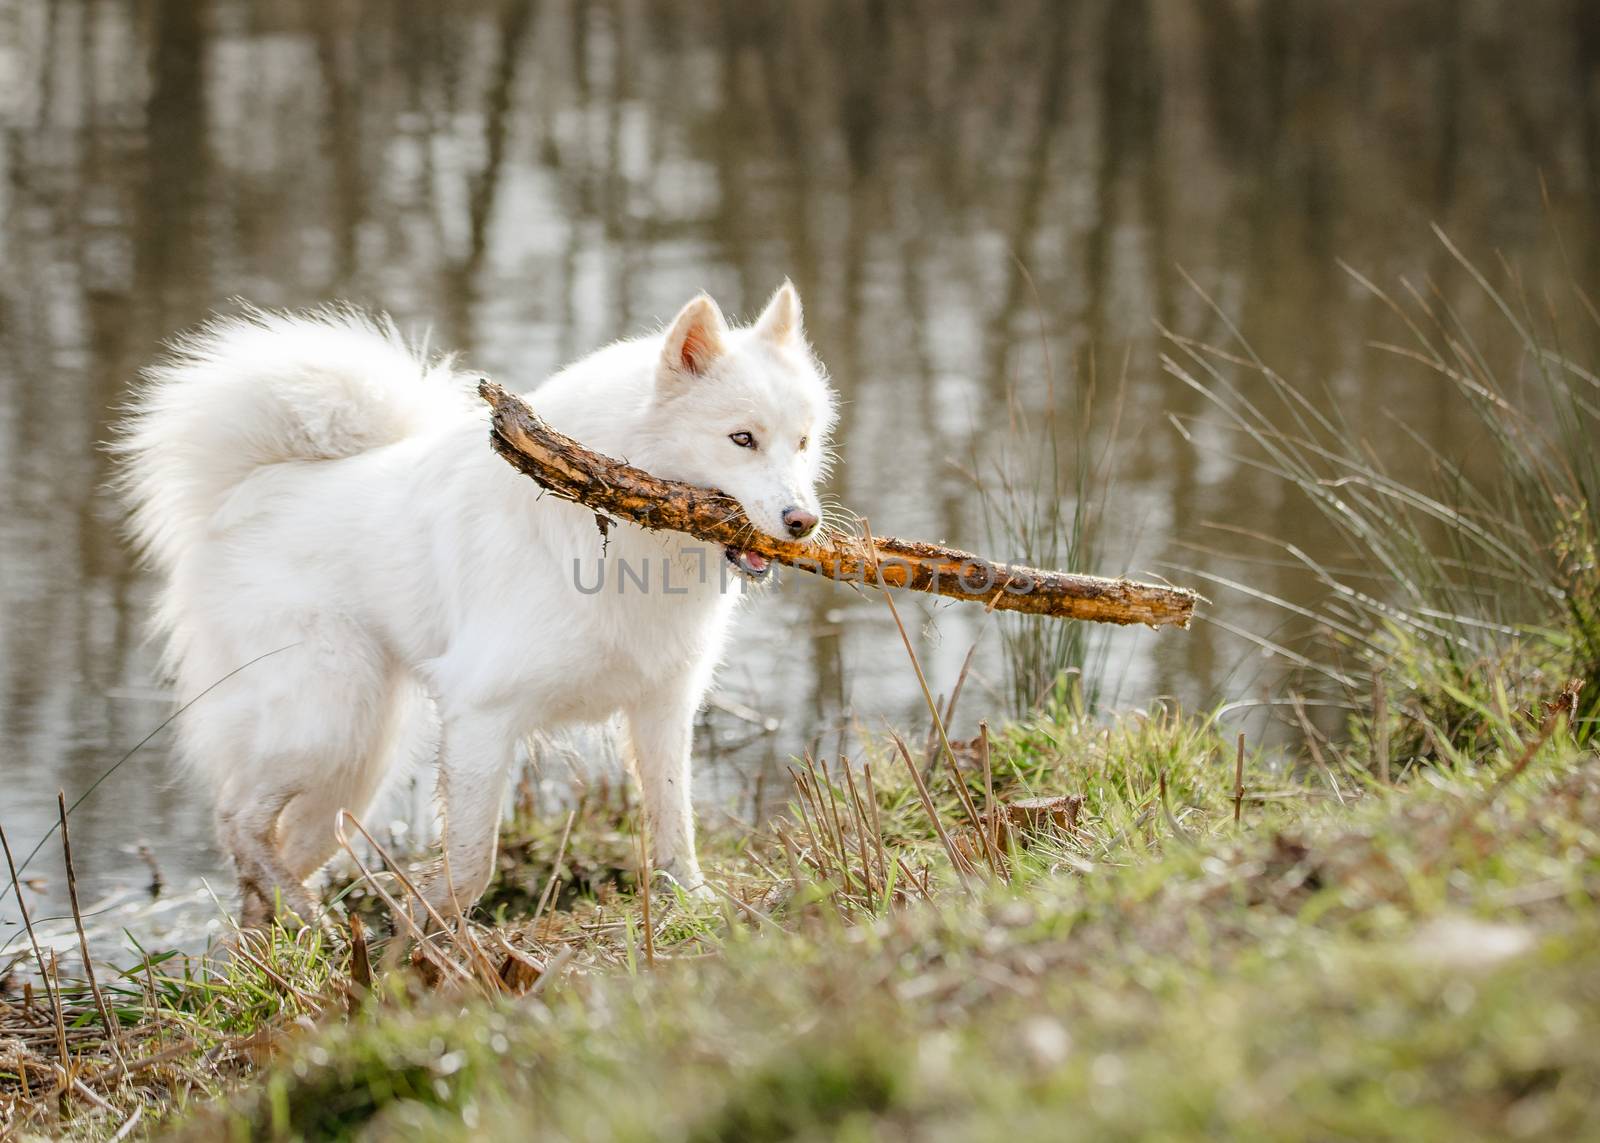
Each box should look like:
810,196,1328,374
57,793,125,1071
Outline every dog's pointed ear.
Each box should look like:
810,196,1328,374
660,293,729,379
753,279,803,346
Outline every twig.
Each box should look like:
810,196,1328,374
58,792,126,1071
839,759,878,901
637,828,655,971
47,951,69,1083
1289,694,1347,806
860,761,890,894
110,1102,145,1142
136,844,165,898
978,722,1006,878
71,1074,115,1113
529,810,577,935
331,812,480,992
0,820,63,1060
347,913,372,1004
1232,733,1246,825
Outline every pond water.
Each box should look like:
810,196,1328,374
3,0,1598,949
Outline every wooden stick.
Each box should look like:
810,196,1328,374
479,381,1198,628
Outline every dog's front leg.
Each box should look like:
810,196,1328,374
624,689,708,897
419,707,516,920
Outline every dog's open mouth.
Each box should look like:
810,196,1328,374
724,547,773,581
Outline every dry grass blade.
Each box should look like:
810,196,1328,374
816,758,858,895
861,518,970,804
332,811,483,993
888,730,976,893
0,820,65,1070
47,950,70,1089
637,828,655,970
346,913,372,1011
434,810,506,987
110,1102,144,1142
786,768,833,885
529,810,577,936
860,762,891,895
1290,694,1348,806
1233,734,1246,825
978,723,1008,880
922,635,982,779
774,821,806,896
839,760,878,901
57,792,126,1071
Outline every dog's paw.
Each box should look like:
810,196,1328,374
652,862,715,903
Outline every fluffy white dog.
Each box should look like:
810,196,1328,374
117,284,835,925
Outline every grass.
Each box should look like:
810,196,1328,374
1163,231,1600,758
5,240,1598,1139
971,356,1121,721
4,681,1594,1140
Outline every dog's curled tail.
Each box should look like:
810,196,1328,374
114,306,464,573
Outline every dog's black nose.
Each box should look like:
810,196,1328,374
782,507,819,539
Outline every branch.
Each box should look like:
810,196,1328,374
479,381,1198,628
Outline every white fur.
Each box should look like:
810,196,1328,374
115,285,835,923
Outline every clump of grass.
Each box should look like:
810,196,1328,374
971,358,1122,720
1165,231,1600,767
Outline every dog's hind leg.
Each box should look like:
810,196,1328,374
273,768,388,890
186,626,394,927
216,781,308,928
275,678,438,884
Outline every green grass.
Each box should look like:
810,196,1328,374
1164,233,1600,753
143,693,1597,1143
6,662,1593,1140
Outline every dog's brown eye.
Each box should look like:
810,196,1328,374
729,431,756,449
799,436,809,450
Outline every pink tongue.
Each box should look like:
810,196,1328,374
743,552,769,571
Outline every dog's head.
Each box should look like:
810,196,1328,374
648,283,837,580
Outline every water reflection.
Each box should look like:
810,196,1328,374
2,0,1597,938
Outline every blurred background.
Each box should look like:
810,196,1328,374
3,0,1598,941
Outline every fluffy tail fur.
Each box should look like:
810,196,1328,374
115,307,464,576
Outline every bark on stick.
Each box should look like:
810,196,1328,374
479,381,1198,629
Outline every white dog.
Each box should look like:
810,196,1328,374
116,284,835,926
